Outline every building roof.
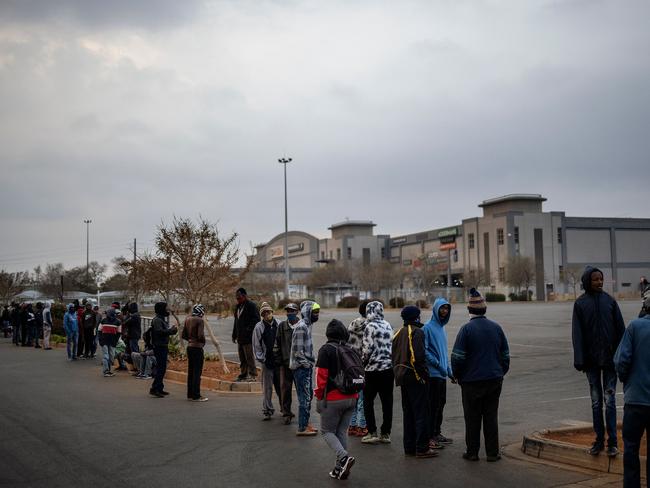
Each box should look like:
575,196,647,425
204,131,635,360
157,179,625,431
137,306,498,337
479,194,547,208
328,220,376,230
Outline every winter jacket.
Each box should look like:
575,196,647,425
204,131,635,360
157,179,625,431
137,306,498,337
290,301,317,370
42,305,52,327
81,308,96,329
182,316,206,349
451,316,510,384
614,315,650,406
276,319,297,368
347,317,366,355
63,305,78,334
252,318,279,367
123,303,142,339
315,319,358,402
423,297,453,379
392,321,428,386
572,266,626,371
232,299,260,345
98,309,122,347
361,301,393,372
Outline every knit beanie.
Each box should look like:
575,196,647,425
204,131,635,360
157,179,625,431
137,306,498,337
467,288,487,315
192,304,205,317
260,302,273,314
400,305,421,323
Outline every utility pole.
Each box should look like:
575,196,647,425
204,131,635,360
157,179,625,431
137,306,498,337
133,238,137,303
278,157,292,299
84,219,92,287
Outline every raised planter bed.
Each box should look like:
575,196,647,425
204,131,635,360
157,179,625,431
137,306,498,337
166,358,262,394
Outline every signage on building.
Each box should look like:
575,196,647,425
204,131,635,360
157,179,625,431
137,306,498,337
288,243,304,254
269,246,284,259
390,256,400,264
437,227,459,238
427,251,440,259
439,235,456,244
392,237,407,244
402,259,412,266
439,242,457,251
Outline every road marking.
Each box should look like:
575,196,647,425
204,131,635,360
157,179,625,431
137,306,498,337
539,392,624,403
509,342,571,351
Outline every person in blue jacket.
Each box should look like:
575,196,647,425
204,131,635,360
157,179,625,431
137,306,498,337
451,288,509,462
423,297,456,450
63,303,79,361
614,293,650,487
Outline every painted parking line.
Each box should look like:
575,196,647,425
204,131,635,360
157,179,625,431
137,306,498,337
539,392,624,404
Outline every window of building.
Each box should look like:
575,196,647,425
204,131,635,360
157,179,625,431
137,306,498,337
362,248,371,266
557,227,562,244
381,247,385,259
498,267,505,282
336,248,341,260
321,251,325,260
468,233,475,249
514,227,519,244
347,247,352,259
329,250,333,259
497,228,504,245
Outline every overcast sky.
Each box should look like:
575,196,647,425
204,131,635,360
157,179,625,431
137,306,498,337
1,0,648,275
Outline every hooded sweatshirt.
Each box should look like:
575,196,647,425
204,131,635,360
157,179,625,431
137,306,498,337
123,302,141,340
98,309,122,347
362,301,393,372
42,303,52,327
347,316,367,355
423,297,453,379
315,319,358,402
289,301,318,370
151,302,177,348
572,266,626,370
63,304,78,335
252,317,279,367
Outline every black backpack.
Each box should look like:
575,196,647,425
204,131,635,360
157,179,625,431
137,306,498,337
327,343,365,395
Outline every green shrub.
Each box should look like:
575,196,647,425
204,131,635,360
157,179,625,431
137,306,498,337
485,293,506,302
51,334,67,344
389,297,405,308
337,296,360,308
509,290,533,301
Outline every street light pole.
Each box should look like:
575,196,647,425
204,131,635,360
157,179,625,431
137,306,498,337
278,157,292,299
84,219,92,286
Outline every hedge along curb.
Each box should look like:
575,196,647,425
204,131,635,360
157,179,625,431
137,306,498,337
521,424,645,476
165,360,262,394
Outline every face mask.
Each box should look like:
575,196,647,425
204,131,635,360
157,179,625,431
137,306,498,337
287,313,297,322
310,312,319,323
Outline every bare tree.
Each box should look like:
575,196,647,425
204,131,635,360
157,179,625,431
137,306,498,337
0,270,29,302
355,260,401,296
506,256,536,300
563,264,584,299
463,266,490,290
121,217,249,372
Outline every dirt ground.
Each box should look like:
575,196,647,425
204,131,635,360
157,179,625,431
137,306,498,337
543,430,647,456
167,358,242,382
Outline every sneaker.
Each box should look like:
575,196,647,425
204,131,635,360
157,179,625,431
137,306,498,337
588,442,604,456
338,455,355,480
462,452,479,461
606,446,619,457
357,427,368,437
263,413,272,421
45,347,52,350
361,432,380,444
34,345,41,349
429,439,445,450
379,433,391,444
246,375,258,382
103,372,116,377
137,375,152,380
191,397,209,402
306,424,318,433
416,449,439,459
150,391,165,398
348,426,358,436
486,454,502,462
283,416,292,425
436,434,453,444
328,465,342,479
296,429,318,436
160,390,170,396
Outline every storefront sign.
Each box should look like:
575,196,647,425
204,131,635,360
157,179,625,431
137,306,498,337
439,242,456,251
437,227,459,238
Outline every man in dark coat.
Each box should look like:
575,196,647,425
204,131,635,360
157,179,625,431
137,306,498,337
149,302,178,398
231,288,260,381
572,266,626,457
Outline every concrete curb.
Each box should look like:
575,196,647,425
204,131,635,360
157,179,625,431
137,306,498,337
165,369,262,394
521,425,646,477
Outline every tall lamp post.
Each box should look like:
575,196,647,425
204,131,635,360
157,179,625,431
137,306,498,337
278,157,292,299
83,219,92,287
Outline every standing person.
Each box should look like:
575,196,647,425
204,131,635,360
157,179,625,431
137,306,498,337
42,302,53,350
253,302,282,419
347,300,369,437
231,288,260,382
315,319,357,480
393,306,437,458
290,300,320,436
20,303,32,346
2,305,11,338
276,303,300,424
76,300,85,358
182,304,208,402
33,302,43,348
11,303,21,345
572,266,626,457
63,304,79,361
452,288,510,462
639,279,650,319
361,301,394,445
91,305,101,357
150,302,178,398
98,308,122,377
614,292,650,487
123,302,141,354
25,303,37,347
81,303,96,359
423,297,456,449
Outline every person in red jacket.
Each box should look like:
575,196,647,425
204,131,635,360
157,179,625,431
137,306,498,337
315,319,357,480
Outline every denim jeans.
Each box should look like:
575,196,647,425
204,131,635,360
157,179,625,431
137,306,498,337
66,331,78,359
585,367,618,446
622,403,650,488
293,367,313,431
102,345,116,374
129,339,140,354
349,390,366,428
